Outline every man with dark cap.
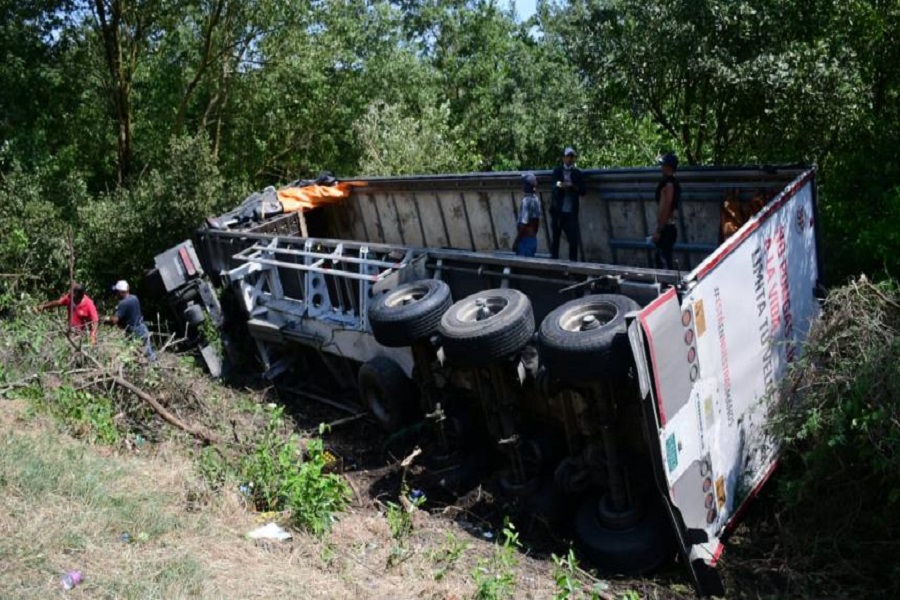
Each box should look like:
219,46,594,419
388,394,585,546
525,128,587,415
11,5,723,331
653,152,681,269
513,172,542,257
34,283,99,345
550,146,586,261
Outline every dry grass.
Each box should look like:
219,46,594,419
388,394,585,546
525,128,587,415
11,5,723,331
0,315,694,600
0,399,580,600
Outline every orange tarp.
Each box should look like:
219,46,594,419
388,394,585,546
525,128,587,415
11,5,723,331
276,182,354,213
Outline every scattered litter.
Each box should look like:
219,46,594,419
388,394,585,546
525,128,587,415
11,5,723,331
254,511,280,523
238,483,251,496
409,488,425,502
481,530,494,540
61,569,83,591
119,532,131,543
247,522,292,541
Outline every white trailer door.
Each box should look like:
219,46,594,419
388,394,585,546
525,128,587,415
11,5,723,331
629,169,821,593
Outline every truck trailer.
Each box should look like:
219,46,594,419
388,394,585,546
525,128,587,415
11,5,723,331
149,164,822,595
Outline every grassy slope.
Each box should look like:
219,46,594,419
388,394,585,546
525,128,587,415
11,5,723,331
0,399,576,599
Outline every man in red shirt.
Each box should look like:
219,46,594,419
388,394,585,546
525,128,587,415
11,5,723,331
34,283,99,345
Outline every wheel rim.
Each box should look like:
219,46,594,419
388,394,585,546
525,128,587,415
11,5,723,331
384,285,427,308
558,301,618,332
457,295,509,324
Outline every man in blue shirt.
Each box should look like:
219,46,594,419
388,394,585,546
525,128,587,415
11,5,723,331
105,280,156,361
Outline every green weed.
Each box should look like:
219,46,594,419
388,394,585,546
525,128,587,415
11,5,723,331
43,385,121,445
552,549,580,599
237,408,351,536
770,277,900,592
198,315,223,357
551,548,612,600
431,530,469,581
386,491,426,541
472,518,520,600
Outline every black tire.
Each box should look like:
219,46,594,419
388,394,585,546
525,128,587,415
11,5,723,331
439,288,534,366
499,470,540,497
357,356,418,433
368,279,452,347
575,493,675,575
539,294,640,382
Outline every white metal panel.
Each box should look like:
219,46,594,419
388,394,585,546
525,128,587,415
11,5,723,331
636,170,819,570
437,192,474,250
463,192,498,251
487,190,519,252
579,193,614,263
392,192,425,247
416,192,452,248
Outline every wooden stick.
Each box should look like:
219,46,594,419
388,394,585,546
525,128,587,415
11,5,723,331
324,412,366,429
0,374,39,396
106,374,217,445
67,227,75,332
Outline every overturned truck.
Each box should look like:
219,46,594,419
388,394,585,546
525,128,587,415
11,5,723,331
150,165,821,595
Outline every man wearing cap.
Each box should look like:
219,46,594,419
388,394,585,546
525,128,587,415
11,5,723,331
105,280,156,361
550,147,586,261
653,153,681,269
513,172,542,257
33,284,99,345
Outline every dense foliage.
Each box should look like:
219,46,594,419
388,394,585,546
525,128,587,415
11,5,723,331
2,0,897,301
773,277,900,594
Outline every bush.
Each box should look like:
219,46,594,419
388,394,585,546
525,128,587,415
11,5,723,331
77,134,233,294
772,276,900,592
236,407,351,536
0,165,87,308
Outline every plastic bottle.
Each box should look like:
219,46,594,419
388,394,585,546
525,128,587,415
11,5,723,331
61,570,83,591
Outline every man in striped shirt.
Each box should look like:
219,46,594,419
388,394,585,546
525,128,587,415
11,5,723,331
513,172,542,257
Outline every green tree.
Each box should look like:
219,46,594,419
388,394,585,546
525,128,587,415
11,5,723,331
397,0,591,171
77,134,229,292
546,0,863,165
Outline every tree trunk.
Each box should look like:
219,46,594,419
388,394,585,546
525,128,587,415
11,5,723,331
93,0,136,185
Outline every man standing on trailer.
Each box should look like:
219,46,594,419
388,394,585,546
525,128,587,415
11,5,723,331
653,153,681,270
513,172,542,257
550,147,586,261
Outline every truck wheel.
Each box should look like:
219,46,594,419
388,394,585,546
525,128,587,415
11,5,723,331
183,303,206,326
539,294,640,382
439,288,534,367
574,493,675,575
368,279,452,347
358,356,418,433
